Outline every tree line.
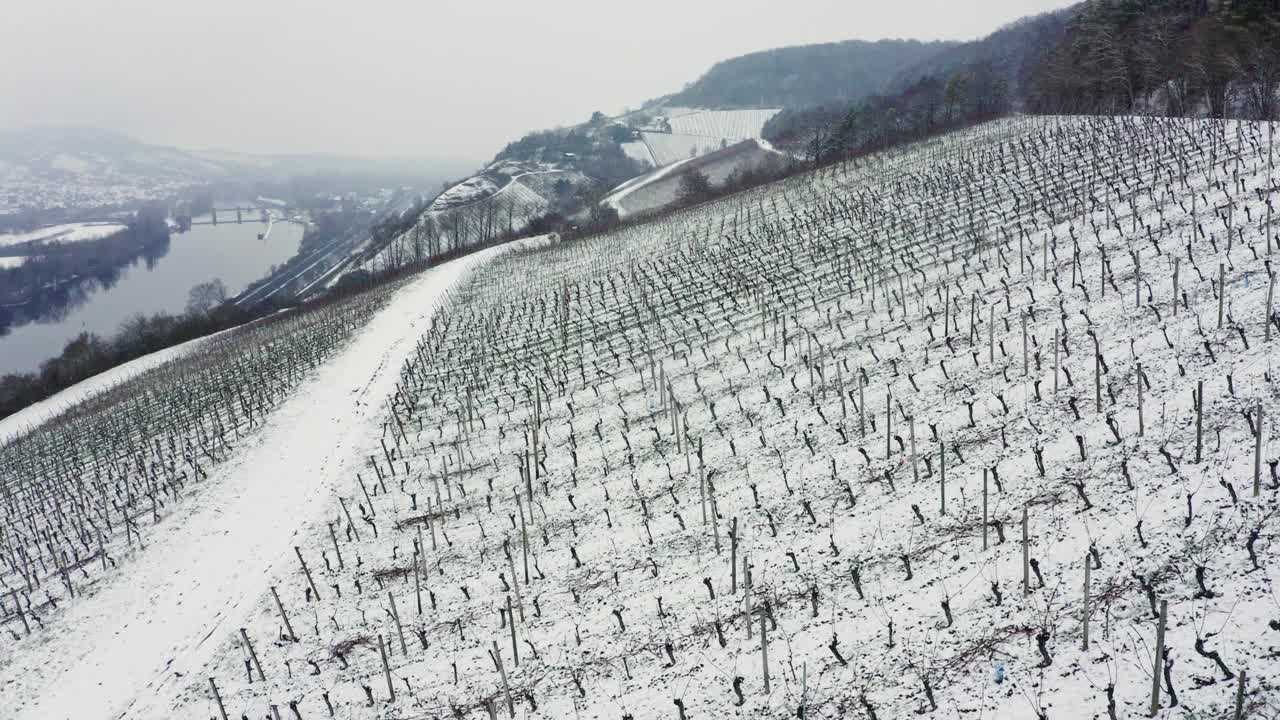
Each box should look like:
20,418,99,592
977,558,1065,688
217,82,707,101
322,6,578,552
1029,0,1280,118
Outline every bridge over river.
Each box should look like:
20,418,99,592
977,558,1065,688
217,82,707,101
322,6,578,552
189,207,271,226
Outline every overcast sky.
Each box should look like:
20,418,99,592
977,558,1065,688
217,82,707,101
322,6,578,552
1,0,1073,166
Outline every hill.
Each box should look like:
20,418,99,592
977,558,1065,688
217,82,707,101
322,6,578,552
0,126,461,218
667,39,957,109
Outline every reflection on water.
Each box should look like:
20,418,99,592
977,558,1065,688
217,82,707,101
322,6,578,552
0,216,303,375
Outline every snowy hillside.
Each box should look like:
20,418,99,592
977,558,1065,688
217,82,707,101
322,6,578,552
0,127,226,212
3,115,1279,720
351,163,590,276
264,115,1272,720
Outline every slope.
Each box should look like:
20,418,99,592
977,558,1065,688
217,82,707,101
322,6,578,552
141,115,1280,719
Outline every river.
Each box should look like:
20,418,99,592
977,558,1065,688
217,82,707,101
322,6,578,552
0,213,303,375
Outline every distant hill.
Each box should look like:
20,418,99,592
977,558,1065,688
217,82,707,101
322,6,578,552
0,126,465,187
0,127,229,183
667,39,957,110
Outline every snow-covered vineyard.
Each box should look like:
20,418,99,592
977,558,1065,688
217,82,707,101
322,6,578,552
0,281,426,619
4,115,1280,719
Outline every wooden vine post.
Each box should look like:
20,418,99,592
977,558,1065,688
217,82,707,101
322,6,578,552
1267,272,1275,343
1218,262,1226,329
389,592,407,655
209,678,229,720
939,440,946,515
516,490,530,585
240,627,266,682
1173,258,1180,316
1255,403,1265,498
760,614,770,695
1195,380,1205,464
1234,670,1249,720
858,375,866,438
1054,327,1060,395
1137,362,1145,437
378,634,395,702
507,594,519,667
294,546,321,601
1022,312,1029,376
909,416,919,484
885,389,893,460
1021,507,1030,595
1135,250,1142,309
1082,555,1091,651
270,586,297,641
1095,352,1102,413
989,304,995,364
1150,600,1168,716
731,517,739,593
982,471,989,550
493,639,515,718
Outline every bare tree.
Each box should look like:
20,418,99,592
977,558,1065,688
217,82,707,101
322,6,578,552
1135,12,1192,116
186,279,228,316
1234,20,1280,120
1188,20,1236,119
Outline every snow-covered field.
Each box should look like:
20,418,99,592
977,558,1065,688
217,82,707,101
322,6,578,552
640,108,781,167
602,155,697,216
4,116,1280,720
667,108,781,140
0,221,127,248
621,140,656,167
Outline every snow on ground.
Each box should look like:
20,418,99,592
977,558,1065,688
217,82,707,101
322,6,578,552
430,176,500,211
642,131,728,166
0,255,26,269
602,155,696,215
0,222,128,248
0,236,550,720
621,140,656,167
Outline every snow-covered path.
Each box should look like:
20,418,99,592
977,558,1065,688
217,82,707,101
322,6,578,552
1,240,541,719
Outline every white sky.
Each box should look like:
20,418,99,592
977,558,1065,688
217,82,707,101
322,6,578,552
0,0,1074,165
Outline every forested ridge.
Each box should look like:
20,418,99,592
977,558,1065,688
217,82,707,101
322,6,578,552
764,0,1280,161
